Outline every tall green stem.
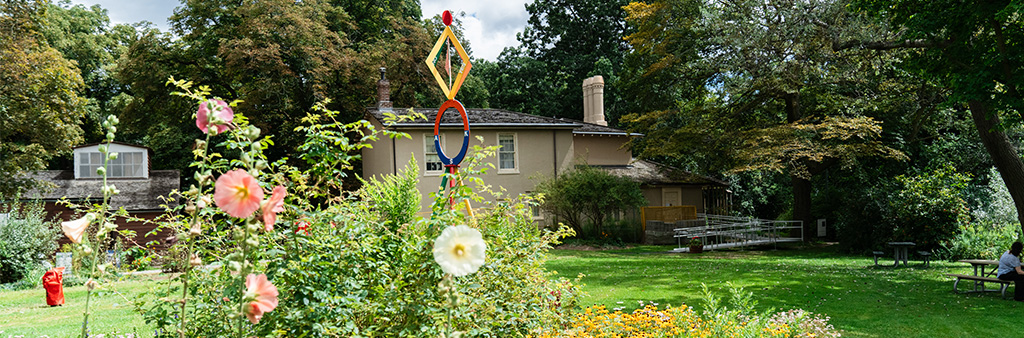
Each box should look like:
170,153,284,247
235,221,252,338
179,133,211,338
82,138,114,338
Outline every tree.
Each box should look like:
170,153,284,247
115,0,438,185
482,0,631,121
621,0,905,235
1,0,88,196
848,0,1024,232
535,166,647,237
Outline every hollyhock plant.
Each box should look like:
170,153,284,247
432,225,487,277
196,99,234,134
61,213,96,244
243,273,279,324
214,169,264,218
261,186,287,231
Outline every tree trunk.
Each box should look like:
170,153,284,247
968,100,1024,234
785,92,815,240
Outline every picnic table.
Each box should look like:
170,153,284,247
954,259,1004,292
886,242,916,267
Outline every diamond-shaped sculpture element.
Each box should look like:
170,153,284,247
425,26,472,100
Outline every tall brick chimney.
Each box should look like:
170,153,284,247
582,75,606,126
377,67,392,111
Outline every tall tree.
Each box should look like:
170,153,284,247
483,0,630,121
115,0,438,184
622,0,905,233
847,0,1024,231
1,0,88,196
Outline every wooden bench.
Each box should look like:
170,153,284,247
946,273,1011,299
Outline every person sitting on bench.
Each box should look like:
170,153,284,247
997,241,1024,302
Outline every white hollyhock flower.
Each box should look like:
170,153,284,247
432,225,487,277
62,213,96,244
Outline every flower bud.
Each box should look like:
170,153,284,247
106,132,115,140
251,143,261,153
255,160,268,170
198,196,210,209
86,280,99,290
189,255,202,267
189,223,201,236
228,261,242,272
109,126,117,133
195,139,207,149
96,166,106,176
108,152,118,160
240,153,252,165
98,145,108,153
82,245,93,256
245,237,258,247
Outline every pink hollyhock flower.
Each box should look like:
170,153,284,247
61,213,96,243
244,273,279,324
214,169,264,218
196,99,234,134
261,186,287,231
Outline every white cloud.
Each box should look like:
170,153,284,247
68,0,178,31
66,0,531,61
421,0,531,61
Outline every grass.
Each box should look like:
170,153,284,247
2,244,1019,337
545,243,1022,338
0,276,159,337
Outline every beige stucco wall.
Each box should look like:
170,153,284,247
642,187,662,207
572,134,632,165
362,125,576,213
361,117,396,180
682,187,704,213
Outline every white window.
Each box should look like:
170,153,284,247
425,134,444,174
78,151,145,178
498,133,517,171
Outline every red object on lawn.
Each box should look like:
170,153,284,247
43,267,65,306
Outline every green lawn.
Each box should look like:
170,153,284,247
2,245,1019,337
545,244,1022,338
0,277,158,337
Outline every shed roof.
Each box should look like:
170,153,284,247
23,170,180,210
592,160,728,186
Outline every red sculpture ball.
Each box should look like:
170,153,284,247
442,10,453,26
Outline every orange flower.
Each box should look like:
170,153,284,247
244,273,279,324
261,185,287,231
214,169,264,218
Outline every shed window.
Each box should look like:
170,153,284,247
498,133,516,170
79,151,145,178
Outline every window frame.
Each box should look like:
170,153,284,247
77,151,146,179
497,132,519,174
424,134,445,176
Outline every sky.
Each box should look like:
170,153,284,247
66,0,530,61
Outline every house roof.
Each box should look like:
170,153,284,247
367,108,581,129
592,160,728,186
366,107,646,138
74,141,154,152
23,170,180,210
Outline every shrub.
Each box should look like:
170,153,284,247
536,165,647,238
942,220,1022,260
0,201,60,284
884,165,971,251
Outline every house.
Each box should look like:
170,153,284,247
361,71,729,224
23,142,179,249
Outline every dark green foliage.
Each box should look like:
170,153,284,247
0,202,60,284
480,0,630,121
536,166,647,237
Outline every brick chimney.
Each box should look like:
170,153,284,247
582,75,606,126
377,67,392,111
